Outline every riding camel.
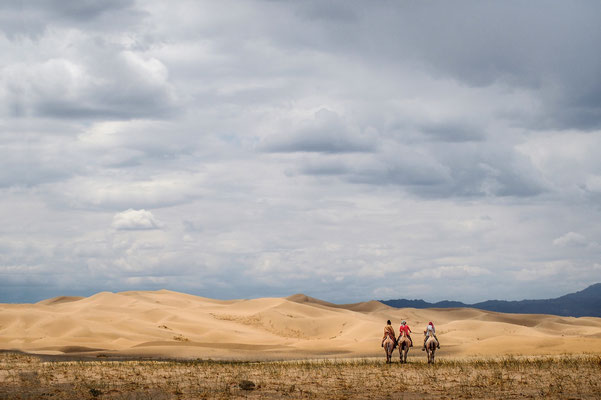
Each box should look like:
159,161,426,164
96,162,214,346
425,335,438,364
382,320,397,363
383,335,396,363
397,330,411,363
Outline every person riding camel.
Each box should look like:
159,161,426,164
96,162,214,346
398,320,413,347
422,321,440,350
382,320,397,348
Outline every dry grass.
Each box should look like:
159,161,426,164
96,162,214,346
1,352,600,399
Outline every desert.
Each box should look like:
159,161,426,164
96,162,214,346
1,290,601,399
6,0,601,398
2,289,601,360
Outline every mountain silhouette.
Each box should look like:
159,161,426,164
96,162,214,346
380,283,601,317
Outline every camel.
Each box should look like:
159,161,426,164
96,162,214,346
383,336,396,363
397,330,411,363
425,335,438,364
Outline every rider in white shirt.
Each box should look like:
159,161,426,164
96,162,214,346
422,321,440,350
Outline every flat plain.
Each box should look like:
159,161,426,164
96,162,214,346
1,352,600,399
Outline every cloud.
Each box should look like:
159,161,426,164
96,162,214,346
1,1,601,304
514,261,566,282
294,140,546,198
261,109,375,154
419,121,485,143
553,232,588,248
412,265,491,280
294,2,358,23
2,30,177,120
48,172,207,211
0,0,140,38
112,209,162,230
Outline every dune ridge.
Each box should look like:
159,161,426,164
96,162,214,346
1,290,601,360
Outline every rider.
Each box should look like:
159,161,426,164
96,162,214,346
422,321,440,350
398,320,413,347
382,320,397,348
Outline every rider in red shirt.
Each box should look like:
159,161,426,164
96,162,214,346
398,320,413,347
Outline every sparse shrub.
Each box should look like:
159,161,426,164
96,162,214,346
239,379,256,390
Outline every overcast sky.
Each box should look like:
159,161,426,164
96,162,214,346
2,0,601,303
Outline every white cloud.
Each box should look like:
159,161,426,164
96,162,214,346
112,209,162,230
553,232,588,247
49,172,207,210
1,28,177,119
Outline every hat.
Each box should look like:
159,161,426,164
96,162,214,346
401,320,406,325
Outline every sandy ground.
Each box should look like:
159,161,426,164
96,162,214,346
1,290,601,360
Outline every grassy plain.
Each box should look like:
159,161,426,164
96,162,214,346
1,352,600,399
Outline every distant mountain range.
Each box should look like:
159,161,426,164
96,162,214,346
380,283,601,318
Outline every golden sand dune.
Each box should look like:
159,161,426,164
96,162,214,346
1,289,600,360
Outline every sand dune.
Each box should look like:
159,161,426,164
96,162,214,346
1,289,601,360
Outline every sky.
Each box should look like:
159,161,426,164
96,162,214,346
1,0,601,304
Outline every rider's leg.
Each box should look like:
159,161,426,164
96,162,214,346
434,334,440,348
422,335,427,350
408,334,413,347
